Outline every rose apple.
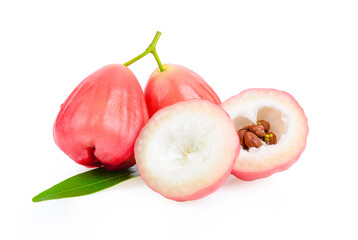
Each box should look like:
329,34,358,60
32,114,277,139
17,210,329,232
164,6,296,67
54,64,148,170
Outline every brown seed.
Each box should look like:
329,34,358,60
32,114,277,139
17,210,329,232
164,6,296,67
265,132,277,145
244,132,263,148
257,120,270,132
237,129,248,149
249,124,266,138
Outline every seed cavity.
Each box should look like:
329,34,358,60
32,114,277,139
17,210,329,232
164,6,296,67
238,120,277,150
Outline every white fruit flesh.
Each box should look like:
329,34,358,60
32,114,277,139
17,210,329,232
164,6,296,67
134,99,239,201
222,89,308,177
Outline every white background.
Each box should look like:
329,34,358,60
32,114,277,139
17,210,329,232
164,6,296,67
1,0,357,239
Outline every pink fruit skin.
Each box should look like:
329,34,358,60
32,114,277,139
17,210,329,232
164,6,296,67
53,64,149,170
144,64,221,117
224,88,309,181
231,150,306,181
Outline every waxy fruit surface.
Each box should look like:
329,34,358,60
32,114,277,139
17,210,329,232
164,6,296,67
144,64,221,117
54,64,149,170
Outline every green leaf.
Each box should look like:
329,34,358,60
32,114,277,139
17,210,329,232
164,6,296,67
32,166,140,202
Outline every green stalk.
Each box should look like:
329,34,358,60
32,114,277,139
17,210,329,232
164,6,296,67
123,31,165,72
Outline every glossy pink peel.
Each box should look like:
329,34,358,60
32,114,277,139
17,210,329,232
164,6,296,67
54,64,149,170
145,64,221,117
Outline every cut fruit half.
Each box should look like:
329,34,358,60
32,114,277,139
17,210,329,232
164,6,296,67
222,88,308,181
134,99,239,201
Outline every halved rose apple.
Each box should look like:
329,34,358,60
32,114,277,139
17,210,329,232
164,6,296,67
222,88,308,181
134,99,239,201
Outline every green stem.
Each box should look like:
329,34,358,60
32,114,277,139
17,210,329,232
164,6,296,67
151,49,164,72
123,31,165,72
